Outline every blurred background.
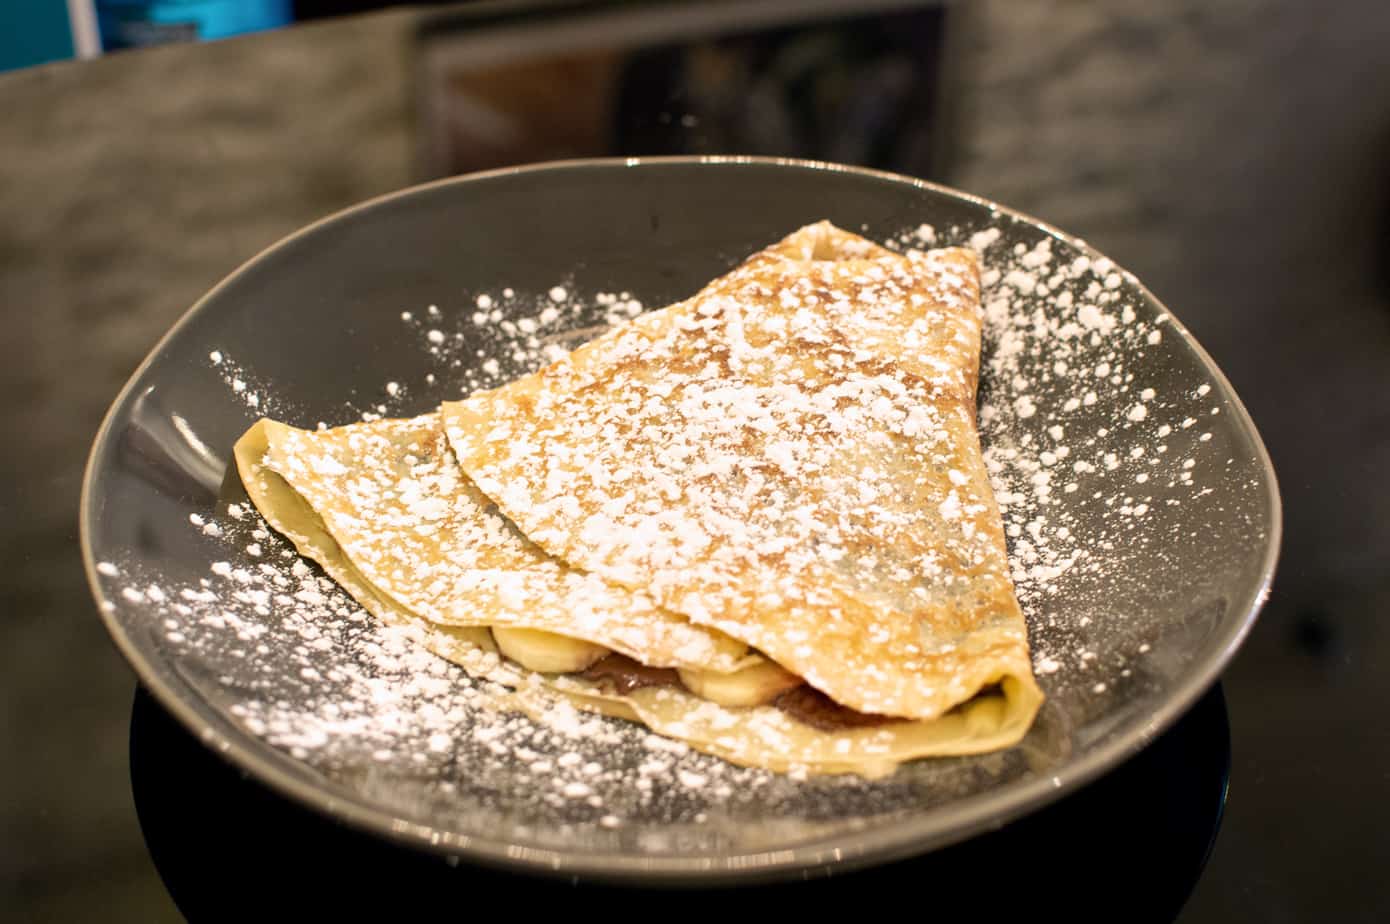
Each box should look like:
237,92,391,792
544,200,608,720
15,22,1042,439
2,0,1388,919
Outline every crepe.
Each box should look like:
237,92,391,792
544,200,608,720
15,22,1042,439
232,419,511,680
235,414,750,674
235,418,1036,777
444,221,1041,722
233,220,1043,776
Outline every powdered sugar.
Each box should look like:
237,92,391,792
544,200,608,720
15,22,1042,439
883,220,1236,695
95,517,919,840
209,350,279,415
216,224,1211,713
91,214,1258,850
395,283,643,404
446,236,1007,719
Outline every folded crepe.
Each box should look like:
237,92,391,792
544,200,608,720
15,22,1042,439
235,414,750,674
235,221,1043,777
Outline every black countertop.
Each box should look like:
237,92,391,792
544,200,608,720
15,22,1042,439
3,2,1388,920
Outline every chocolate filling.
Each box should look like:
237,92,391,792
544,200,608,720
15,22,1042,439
580,653,682,694
771,684,900,732
577,653,899,732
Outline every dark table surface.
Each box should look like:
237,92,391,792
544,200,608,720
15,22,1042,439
3,2,1388,920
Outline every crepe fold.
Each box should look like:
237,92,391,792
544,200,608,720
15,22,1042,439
235,221,1043,776
235,415,750,673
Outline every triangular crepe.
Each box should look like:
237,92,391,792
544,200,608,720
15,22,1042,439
444,222,1041,724
233,221,1043,776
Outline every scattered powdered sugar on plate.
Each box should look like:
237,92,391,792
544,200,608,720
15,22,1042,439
398,285,645,401
209,350,283,416
93,218,1259,849
95,521,934,842
886,221,1242,697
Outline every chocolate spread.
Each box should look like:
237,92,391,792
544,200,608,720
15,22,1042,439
771,685,899,732
581,654,682,694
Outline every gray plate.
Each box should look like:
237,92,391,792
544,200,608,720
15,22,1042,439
81,157,1279,883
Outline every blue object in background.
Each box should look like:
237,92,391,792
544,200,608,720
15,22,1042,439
0,1,78,71
96,0,291,50
0,0,293,72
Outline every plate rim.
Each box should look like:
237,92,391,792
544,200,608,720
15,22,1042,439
80,154,1282,883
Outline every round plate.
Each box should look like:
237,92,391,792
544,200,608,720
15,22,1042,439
81,157,1279,883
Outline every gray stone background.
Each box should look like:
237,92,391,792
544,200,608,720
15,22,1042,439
2,1,1387,919
1,12,416,920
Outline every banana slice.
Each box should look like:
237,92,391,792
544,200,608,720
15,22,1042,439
492,626,609,674
678,658,803,707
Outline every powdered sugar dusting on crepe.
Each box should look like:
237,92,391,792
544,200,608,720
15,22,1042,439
443,229,1033,720
92,215,1237,834
257,415,749,673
